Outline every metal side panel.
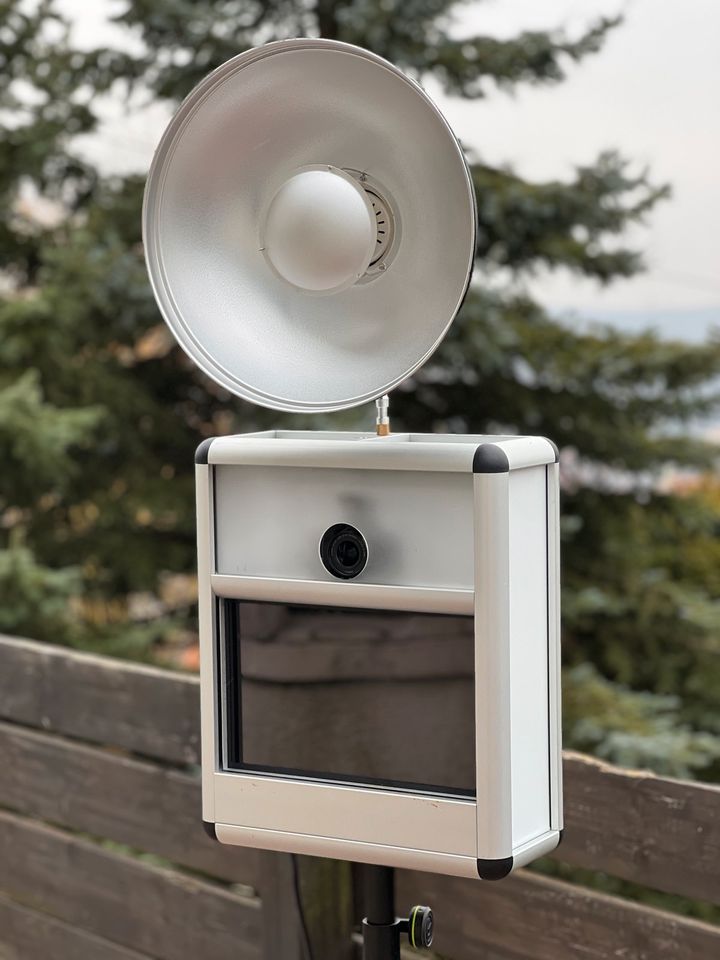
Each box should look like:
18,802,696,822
546,462,564,830
473,473,512,859
507,465,551,847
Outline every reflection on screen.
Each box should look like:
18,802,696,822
220,600,475,798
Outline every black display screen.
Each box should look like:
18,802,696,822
220,600,476,798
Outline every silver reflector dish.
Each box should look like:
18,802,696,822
143,39,476,412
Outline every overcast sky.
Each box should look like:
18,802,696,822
63,0,720,322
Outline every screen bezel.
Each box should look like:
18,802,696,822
217,598,476,800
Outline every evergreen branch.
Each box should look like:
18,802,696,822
473,152,671,280
421,16,621,98
394,290,720,472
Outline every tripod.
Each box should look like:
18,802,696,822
361,865,434,959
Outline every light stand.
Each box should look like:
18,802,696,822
361,865,434,959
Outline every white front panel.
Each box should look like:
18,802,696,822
214,465,474,591
508,466,550,846
213,772,476,855
216,823,480,879
195,464,218,818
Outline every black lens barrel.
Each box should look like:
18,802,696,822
320,523,368,580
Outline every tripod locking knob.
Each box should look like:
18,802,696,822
408,905,434,948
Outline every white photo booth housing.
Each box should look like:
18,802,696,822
195,431,562,880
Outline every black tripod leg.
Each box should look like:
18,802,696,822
363,865,395,925
361,865,402,960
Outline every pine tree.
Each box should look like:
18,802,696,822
1,1,718,772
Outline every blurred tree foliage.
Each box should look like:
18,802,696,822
0,1,718,776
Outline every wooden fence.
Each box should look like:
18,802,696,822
0,624,718,959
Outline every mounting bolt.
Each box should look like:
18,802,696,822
376,394,390,436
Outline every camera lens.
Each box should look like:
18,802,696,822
320,523,368,580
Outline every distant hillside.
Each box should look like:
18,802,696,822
558,307,720,345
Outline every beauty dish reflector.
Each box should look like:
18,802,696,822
143,38,476,413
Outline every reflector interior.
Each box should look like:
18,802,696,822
143,39,476,412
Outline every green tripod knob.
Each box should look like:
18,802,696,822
408,905,434,949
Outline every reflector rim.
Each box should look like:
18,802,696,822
143,38,477,413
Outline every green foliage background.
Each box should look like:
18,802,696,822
0,1,718,780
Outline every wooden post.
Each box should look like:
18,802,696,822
260,852,354,960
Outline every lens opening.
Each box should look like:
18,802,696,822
319,523,368,580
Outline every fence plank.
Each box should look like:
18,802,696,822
0,634,199,765
397,868,720,960
0,722,259,887
1,635,719,905
258,853,305,960
0,891,153,960
0,810,262,960
259,853,354,960
562,751,720,904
